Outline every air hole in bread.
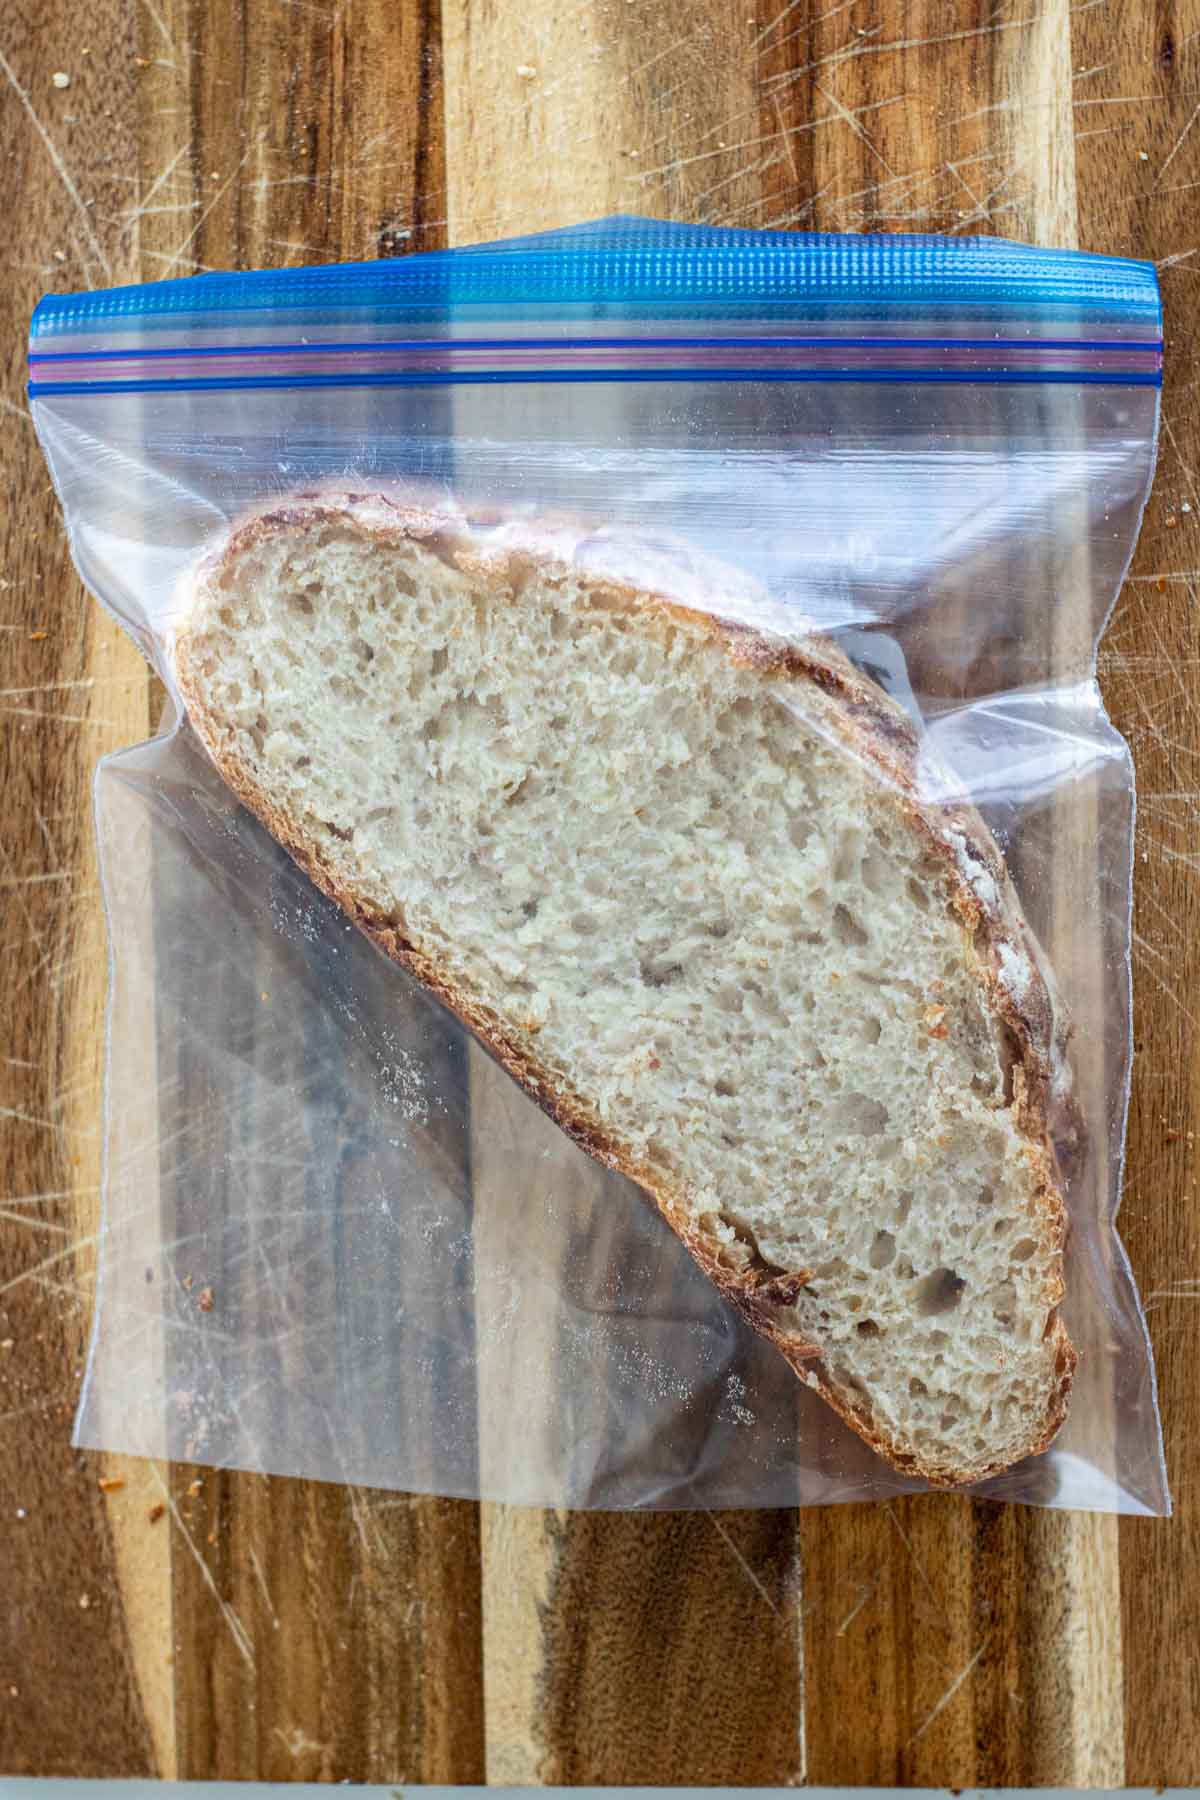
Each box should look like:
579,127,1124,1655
916,1267,966,1315
833,833,860,885
1011,1237,1036,1262
714,1076,737,1097
991,1280,1018,1329
828,1092,889,1137
869,1230,896,1269
640,959,684,989
997,1021,1022,1107
857,1318,882,1338
860,847,890,896
833,903,869,949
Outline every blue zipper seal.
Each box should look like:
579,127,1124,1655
28,216,1163,392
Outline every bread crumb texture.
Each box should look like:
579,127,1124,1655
176,502,1074,1484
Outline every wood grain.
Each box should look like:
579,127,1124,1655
3,0,1200,1782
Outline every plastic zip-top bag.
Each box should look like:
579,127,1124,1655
31,219,1167,1511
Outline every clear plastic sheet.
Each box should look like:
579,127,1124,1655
31,221,1168,1510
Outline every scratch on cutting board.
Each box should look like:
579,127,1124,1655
884,1504,943,1616
835,1580,876,1637
0,1207,72,1235
0,48,111,282
247,1545,281,1628
0,707,120,728
118,143,191,224
253,1243,388,1557
906,1642,987,1747
149,1469,257,1670
812,80,897,175
1157,100,1200,185
1144,1279,1200,1310
155,150,251,275
0,1104,77,1137
631,93,904,182
1131,934,1199,1031
105,198,201,224
1161,415,1200,512
136,0,176,49
757,11,1045,99
705,1510,782,1618
0,1235,97,1300
273,1725,329,1763
1,1187,96,1205
749,0,805,53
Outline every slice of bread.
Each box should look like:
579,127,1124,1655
173,490,1076,1485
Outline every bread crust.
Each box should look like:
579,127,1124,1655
174,489,1077,1487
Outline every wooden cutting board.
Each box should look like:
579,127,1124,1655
2,0,1197,1782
